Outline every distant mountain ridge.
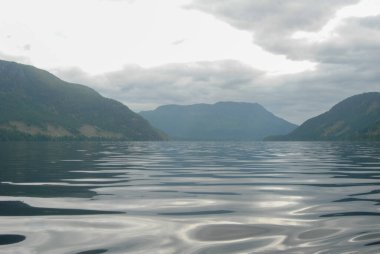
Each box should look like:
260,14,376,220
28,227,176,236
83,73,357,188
267,92,380,141
140,102,297,141
0,60,165,140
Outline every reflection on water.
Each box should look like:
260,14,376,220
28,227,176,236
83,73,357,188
0,141,379,253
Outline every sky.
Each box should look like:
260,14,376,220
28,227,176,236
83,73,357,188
1,0,380,124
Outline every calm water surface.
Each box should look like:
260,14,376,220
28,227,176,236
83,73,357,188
0,141,379,254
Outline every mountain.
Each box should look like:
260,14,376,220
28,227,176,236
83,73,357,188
0,60,165,140
140,102,297,141
267,92,380,141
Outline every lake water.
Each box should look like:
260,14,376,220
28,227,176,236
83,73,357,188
0,141,379,254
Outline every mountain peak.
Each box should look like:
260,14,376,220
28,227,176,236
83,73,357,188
0,60,165,140
268,92,380,141
140,102,296,141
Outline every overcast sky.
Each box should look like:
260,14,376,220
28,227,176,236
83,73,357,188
1,0,380,123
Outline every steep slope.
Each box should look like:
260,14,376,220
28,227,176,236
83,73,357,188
0,60,165,140
268,92,380,141
140,102,297,141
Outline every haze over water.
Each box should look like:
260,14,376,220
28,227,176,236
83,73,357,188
0,141,379,254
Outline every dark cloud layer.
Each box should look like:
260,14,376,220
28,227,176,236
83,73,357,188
188,0,359,58
54,60,267,113
188,0,358,32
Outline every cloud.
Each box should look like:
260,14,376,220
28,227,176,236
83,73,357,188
53,60,268,112
260,14,380,122
3,0,380,125
51,60,347,124
0,51,31,64
23,44,31,51
187,0,359,58
52,13,380,125
189,0,357,31
313,16,380,66
165,0,380,123
0,0,316,75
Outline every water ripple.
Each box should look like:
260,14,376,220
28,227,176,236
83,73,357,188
0,141,379,253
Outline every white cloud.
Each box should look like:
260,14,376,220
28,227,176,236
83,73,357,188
0,0,314,75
